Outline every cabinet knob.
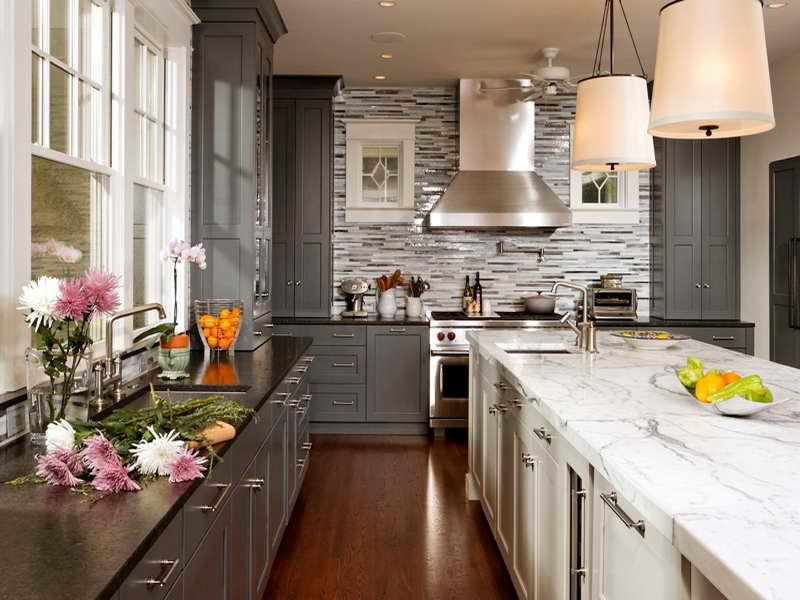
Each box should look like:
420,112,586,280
521,453,536,468
534,427,552,444
695,283,702,289
287,280,294,286
295,280,302,286
703,284,711,289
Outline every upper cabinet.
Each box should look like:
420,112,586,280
650,137,740,320
190,1,287,349
272,76,342,318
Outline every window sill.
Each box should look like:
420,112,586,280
345,208,415,224
570,208,640,225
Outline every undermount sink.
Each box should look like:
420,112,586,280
151,389,248,403
496,343,572,355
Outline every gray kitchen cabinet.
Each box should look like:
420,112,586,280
182,499,233,600
651,137,740,321
118,512,183,600
309,383,366,422
366,326,430,422
268,408,288,561
272,77,342,318
309,345,366,384
163,575,182,600
191,2,285,349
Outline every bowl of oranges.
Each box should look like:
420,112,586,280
611,330,690,350
194,299,244,355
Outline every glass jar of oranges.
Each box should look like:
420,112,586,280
194,299,244,356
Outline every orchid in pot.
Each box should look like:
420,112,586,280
18,270,121,445
134,240,206,379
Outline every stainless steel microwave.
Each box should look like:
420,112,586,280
589,287,638,320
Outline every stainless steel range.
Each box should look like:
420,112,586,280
429,311,566,430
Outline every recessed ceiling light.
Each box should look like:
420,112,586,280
374,75,387,81
767,1,789,7
379,1,397,6
380,53,394,60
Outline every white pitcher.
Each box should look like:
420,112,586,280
377,288,397,317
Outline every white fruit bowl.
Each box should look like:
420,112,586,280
611,330,690,351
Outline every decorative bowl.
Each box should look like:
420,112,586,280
611,330,690,351
675,375,785,417
194,299,244,355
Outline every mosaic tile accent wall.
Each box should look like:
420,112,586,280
331,87,651,316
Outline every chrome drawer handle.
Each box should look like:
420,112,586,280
285,377,302,384
294,366,309,372
243,477,265,490
253,330,263,337
332,333,355,338
144,559,180,588
301,356,315,362
534,427,552,444
521,453,535,469
600,492,645,537
197,483,231,513
712,336,736,341
301,394,313,400
297,459,306,468
287,400,300,407
488,405,497,415
495,403,508,413
297,407,307,415
332,362,355,368
302,442,312,450
389,328,406,333
512,399,523,408
494,382,510,391
332,400,355,406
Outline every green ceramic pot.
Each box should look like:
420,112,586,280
158,347,191,380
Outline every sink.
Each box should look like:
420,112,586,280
496,342,572,355
151,389,247,403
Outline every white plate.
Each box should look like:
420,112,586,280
611,330,690,351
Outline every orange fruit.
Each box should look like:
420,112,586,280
219,319,232,330
203,328,211,338
207,336,219,348
231,307,241,317
722,372,741,386
219,338,231,350
695,373,725,403
220,309,231,319
222,328,234,339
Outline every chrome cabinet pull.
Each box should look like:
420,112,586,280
695,283,701,289
571,567,588,577
521,453,535,469
703,283,711,289
332,400,355,406
600,491,645,537
512,398,523,408
297,458,306,469
294,366,309,372
534,427,552,444
389,328,406,333
253,330,263,337
243,477,265,490
295,280,302,286
495,403,508,413
494,381,510,391
488,405,497,415
332,362,355,368
197,483,231,513
287,399,301,407
144,559,180,588
287,280,294,286
301,394,313,400
712,336,736,341
332,333,355,338
301,356,315,362
285,377,302,384
302,442,312,451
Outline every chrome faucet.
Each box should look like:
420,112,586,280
94,303,167,403
551,281,598,353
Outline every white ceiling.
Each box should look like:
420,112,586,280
274,0,800,87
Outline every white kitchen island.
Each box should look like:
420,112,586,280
467,329,800,600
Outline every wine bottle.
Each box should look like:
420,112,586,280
462,275,473,310
473,272,483,313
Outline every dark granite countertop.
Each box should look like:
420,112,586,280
594,318,755,328
0,336,312,600
0,386,27,412
274,312,429,326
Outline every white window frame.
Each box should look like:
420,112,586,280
132,29,165,185
344,119,418,223
569,124,640,225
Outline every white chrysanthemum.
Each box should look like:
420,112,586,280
17,276,62,329
130,427,185,476
46,419,76,453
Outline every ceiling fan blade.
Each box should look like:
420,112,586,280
518,73,545,82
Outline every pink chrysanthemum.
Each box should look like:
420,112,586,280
81,269,121,315
165,448,208,483
50,447,87,477
80,433,123,473
35,453,83,487
54,279,91,321
92,463,141,492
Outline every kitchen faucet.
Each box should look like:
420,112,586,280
550,281,598,353
93,303,167,403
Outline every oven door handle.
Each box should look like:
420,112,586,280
430,351,469,357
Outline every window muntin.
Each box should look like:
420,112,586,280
134,35,164,183
132,184,164,329
580,171,620,205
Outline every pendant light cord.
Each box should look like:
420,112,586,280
591,0,647,79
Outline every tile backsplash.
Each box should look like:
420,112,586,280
331,87,650,315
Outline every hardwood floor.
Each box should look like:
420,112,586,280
263,433,516,599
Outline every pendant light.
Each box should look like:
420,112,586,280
649,0,775,139
572,0,655,172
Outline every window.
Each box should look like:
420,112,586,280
134,35,164,183
344,119,417,223
132,185,163,328
569,124,640,224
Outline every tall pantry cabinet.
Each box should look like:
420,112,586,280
190,1,287,349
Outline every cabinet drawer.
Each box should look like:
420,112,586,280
119,513,183,600
309,345,366,384
309,384,366,422
229,414,267,481
290,324,366,346
666,327,746,349
183,457,233,562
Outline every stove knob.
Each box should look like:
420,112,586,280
447,332,456,341
437,332,445,341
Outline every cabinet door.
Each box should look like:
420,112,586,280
253,34,273,320
701,138,740,319
469,350,485,495
271,98,296,317
293,99,332,317
512,426,536,600
230,462,255,600
183,500,232,600
535,438,565,600
665,139,703,319
592,476,683,600
482,385,499,525
496,408,515,561
253,443,271,599
163,575,182,600
267,410,288,561
366,327,429,422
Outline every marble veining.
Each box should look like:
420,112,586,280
468,329,800,600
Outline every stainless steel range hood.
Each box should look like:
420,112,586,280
425,80,571,229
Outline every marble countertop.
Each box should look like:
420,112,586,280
467,329,800,600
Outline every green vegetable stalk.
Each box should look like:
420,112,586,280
678,357,705,389
706,375,774,404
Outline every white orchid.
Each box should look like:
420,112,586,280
130,427,185,476
45,419,77,454
17,275,62,329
